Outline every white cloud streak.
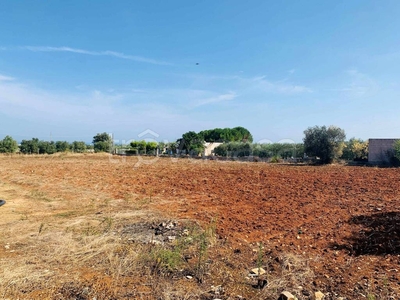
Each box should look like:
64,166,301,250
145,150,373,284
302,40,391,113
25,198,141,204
193,92,237,107
0,74,15,81
244,76,313,94
332,69,378,97
24,46,171,65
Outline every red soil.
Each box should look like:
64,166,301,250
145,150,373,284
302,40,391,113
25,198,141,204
1,155,399,298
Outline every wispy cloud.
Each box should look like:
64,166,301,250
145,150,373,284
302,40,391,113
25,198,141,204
178,73,312,96
193,92,237,107
248,76,313,94
24,46,171,65
332,69,378,97
0,74,15,81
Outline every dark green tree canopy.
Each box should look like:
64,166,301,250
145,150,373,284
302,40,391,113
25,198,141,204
129,140,159,154
71,141,87,153
55,141,70,152
178,131,205,154
0,135,18,153
198,127,253,143
38,141,56,154
303,125,346,164
93,132,112,153
20,138,40,154
93,132,112,144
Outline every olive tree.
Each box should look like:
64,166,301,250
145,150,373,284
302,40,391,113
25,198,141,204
303,125,346,164
0,135,18,153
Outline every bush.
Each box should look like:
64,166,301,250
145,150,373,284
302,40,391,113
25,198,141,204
270,155,281,163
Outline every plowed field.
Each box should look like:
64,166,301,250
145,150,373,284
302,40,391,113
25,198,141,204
0,155,399,299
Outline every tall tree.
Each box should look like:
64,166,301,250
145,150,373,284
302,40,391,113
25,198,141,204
93,132,112,153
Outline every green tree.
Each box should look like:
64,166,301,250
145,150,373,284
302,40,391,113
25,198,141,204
93,132,112,153
0,135,18,153
94,141,112,153
20,138,40,154
130,140,149,154
198,127,253,143
71,141,87,153
303,125,346,164
178,131,205,155
341,138,368,161
38,141,56,154
55,141,70,152
146,141,158,154
231,126,253,142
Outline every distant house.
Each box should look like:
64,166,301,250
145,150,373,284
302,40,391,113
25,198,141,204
368,138,399,164
203,142,223,156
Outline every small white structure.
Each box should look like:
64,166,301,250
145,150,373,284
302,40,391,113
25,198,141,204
203,142,223,156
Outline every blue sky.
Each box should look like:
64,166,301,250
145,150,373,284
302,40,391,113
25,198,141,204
1,0,400,143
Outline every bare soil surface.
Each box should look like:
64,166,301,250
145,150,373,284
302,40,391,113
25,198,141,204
0,154,399,299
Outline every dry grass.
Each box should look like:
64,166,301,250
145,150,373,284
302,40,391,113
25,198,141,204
0,156,327,299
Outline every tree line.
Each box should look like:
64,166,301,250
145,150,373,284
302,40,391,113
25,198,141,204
0,132,114,154
2,126,398,166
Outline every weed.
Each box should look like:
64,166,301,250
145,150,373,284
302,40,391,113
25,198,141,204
194,218,217,282
256,242,264,271
30,190,53,202
55,211,77,218
140,243,185,276
38,223,45,235
101,216,113,232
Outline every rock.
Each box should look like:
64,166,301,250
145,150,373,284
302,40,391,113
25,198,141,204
210,285,223,295
250,267,266,276
315,291,324,300
186,275,193,279
278,291,296,300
